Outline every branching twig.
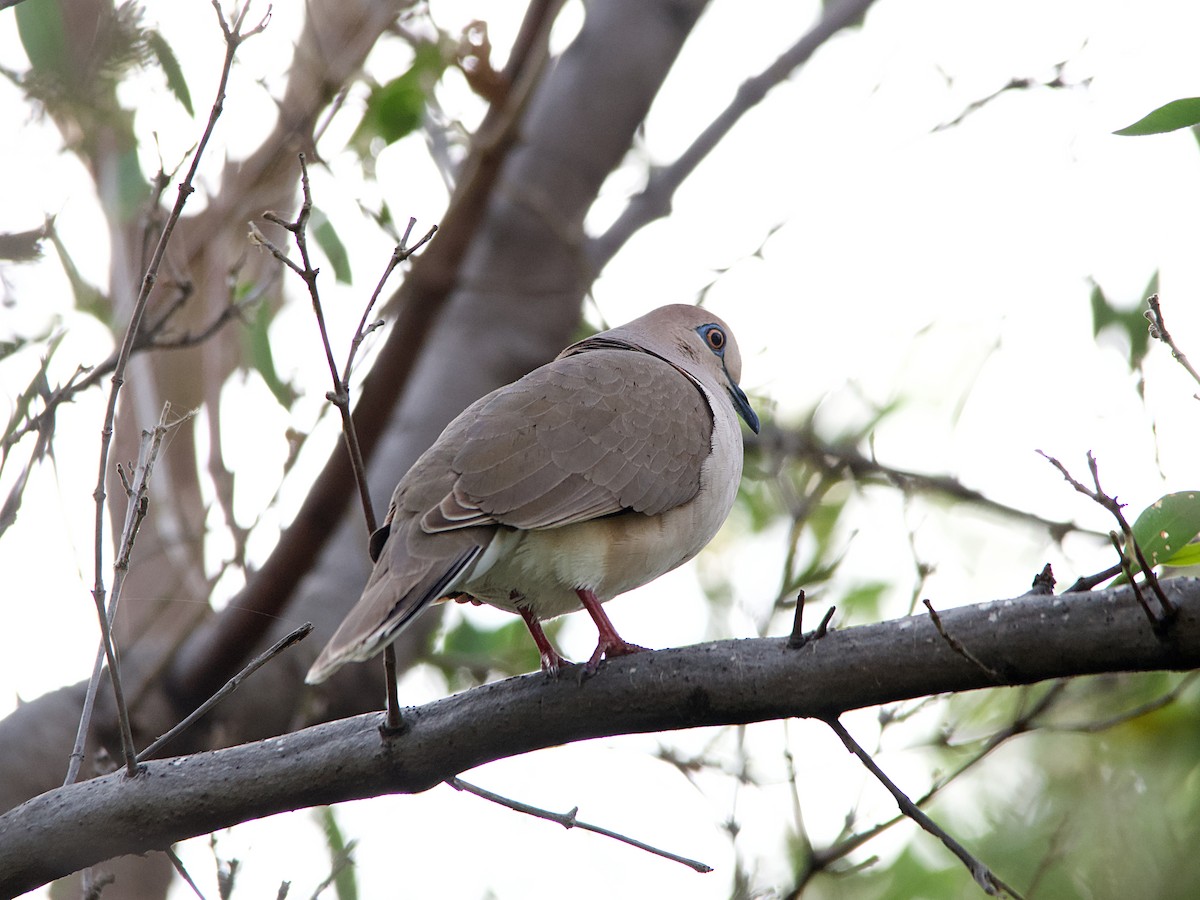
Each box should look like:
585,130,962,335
824,717,1022,898
1038,450,1176,626
1,291,251,462
586,0,880,274
933,63,1089,132
252,154,436,733
66,405,192,785
137,623,313,761
448,776,713,873
81,0,270,782
757,425,1095,543
341,215,438,388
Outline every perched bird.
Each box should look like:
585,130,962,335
305,304,759,684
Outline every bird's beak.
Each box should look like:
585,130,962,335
728,381,760,434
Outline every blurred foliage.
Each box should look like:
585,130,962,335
792,672,1200,898
240,297,298,410
1089,272,1156,376
315,806,359,900
350,42,447,160
432,613,560,691
311,209,353,285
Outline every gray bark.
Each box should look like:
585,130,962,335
3,580,1197,896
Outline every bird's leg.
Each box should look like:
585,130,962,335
575,588,649,673
517,605,571,675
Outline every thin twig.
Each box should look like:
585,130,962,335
170,0,557,702
341,216,438,387
448,777,713,873
253,155,436,733
824,717,1022,898
587,0,880,274
1038,450,1176,625
1108,532,1160,630
66,405,190,785
1,290,250,459
810,673,1195,878
80,0,271,782
923,599,1003,682
165,846,207,900
137,623,313,761
757,426,1094,543
933,64,1087,132
1065,563,1122,593
1146,293,1200,392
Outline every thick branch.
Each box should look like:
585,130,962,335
3,578,1198,894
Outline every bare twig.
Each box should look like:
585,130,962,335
1145,293,1200,392
1065,563,1122,593
81,0,270,782
165,845,207,900
341,215,438,387
1,289,251,460
923,598,1003,682
1038,450,1176,625
448,776,713,873
824,717,1022,898
66,405,191,786
1108,531,1161,630
807,672,1189,878
137,623,312,761
253,154,436,732
933,63,1089,132
757,425,1094,543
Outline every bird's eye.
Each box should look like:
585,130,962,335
701,325,726,353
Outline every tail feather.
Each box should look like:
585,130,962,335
305,544,481,684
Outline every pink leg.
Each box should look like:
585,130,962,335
576,588,649,673
517,606,571,675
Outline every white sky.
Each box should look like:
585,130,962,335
3,0,1200,897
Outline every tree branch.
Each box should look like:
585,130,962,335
586,0,878,275
3,578,1198,894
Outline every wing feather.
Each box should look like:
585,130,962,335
426,348,713,532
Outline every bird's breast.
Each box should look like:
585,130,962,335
454,380,744,621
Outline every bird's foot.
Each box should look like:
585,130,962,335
539,647,574,677
583,638,650,676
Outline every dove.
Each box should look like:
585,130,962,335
306,304,759,683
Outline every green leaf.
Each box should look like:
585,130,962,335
311,210,352,284
242,303,298,409
15,0,69,80
145,30,193,116
1129,491,1200,571
350,44,445,156
1163,541,1200,568
1115,98,1200,136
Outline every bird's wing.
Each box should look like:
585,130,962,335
422,348,714,532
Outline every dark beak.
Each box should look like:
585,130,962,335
728,382,760,434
